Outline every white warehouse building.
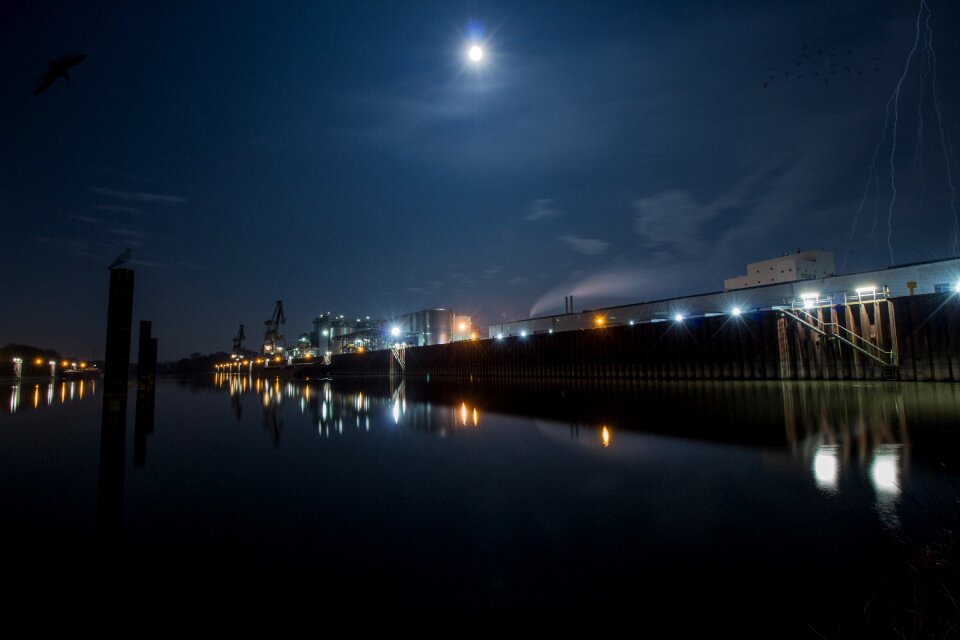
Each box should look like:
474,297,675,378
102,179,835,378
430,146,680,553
724,250,836,291
489,253,960,339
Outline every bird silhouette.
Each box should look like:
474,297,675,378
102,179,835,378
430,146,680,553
761,43,872,89
108,247,132,270
33,54,86,96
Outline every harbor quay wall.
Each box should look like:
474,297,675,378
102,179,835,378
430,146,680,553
327,293,960,382
896,292,960,381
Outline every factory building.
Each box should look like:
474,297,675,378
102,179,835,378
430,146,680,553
724,250,835,290
390,309,475,346
490,254,960,338
309,309,474,354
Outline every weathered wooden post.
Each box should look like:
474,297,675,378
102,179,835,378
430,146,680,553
98,267,134,553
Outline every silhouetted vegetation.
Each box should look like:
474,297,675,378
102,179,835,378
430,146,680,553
158,350,255,374
0,343,65,376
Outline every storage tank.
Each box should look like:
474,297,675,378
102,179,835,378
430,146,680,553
396,309,454,346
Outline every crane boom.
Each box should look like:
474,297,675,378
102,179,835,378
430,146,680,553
232,324,246,355
265,300,286,332
262,300,286,356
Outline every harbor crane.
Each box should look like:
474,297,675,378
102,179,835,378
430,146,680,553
263,300,286,355
232,324,246,356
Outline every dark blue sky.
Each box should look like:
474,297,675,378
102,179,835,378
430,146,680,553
2,1,959,358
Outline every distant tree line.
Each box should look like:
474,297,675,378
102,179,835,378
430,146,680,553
157,350,257,375
2,342,258,376
0,343,69,376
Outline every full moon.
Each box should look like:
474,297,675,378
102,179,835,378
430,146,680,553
468,45,484,62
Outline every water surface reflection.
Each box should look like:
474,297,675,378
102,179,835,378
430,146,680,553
205,374,960,534
4,379,96,415
3,375,960,631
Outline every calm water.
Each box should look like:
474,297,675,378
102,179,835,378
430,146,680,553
3,375,960,631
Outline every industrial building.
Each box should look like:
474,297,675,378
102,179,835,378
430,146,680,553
489,253,960,338
723,250,836,290
310,309,474,355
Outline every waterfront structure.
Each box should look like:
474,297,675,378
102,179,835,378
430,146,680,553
308,308,469,355
391,309,454,347
450,315,476,341
724,250,835,290
262,300,286,356
312,313,358,355
490,256,960,338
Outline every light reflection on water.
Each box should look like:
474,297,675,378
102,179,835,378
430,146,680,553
205,374,959,531
215,373,487,440
3,375,960,628
4,378,97,415
813,445,839,491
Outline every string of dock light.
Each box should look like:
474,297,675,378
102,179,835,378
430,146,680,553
494,282,897,338
495,306,745,338
429,281,960,342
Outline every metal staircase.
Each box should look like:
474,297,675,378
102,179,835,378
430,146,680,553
779,307,898,369
391,344,406,372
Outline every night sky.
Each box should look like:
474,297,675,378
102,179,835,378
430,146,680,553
2,1,960,359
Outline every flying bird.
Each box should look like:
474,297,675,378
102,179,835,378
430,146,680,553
108,247,132,270
761,43,871,89
33,54,86,96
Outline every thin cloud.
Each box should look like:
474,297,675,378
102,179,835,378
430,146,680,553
33,236,101,260
69,215,102,224
173,261,207,271
559,234,610,255
91,187,185,204
96,204,145,216
481,265,502,279
107,228,147,239
130,258,165,268
524,199,562,221
449,272,476,285
632,189,734,256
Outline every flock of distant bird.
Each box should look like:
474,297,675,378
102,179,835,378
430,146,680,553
761,44,883,89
